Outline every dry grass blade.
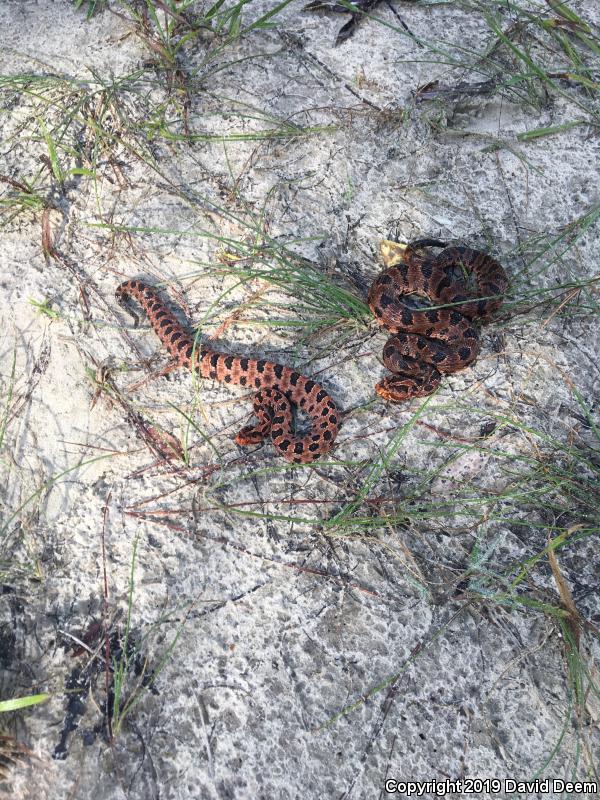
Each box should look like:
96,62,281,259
548,530,582,652
0,733,34,784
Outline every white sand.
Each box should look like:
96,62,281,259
1,1,599,798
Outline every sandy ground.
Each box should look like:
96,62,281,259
1,1,599,798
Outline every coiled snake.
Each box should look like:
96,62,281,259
116,281,340,464
368,239,508,402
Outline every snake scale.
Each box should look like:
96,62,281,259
368,239,508,402
116,280,340,463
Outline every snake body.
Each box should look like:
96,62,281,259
368,239,508,402
116,280,340,463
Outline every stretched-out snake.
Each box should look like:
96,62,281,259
116,281,340,463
